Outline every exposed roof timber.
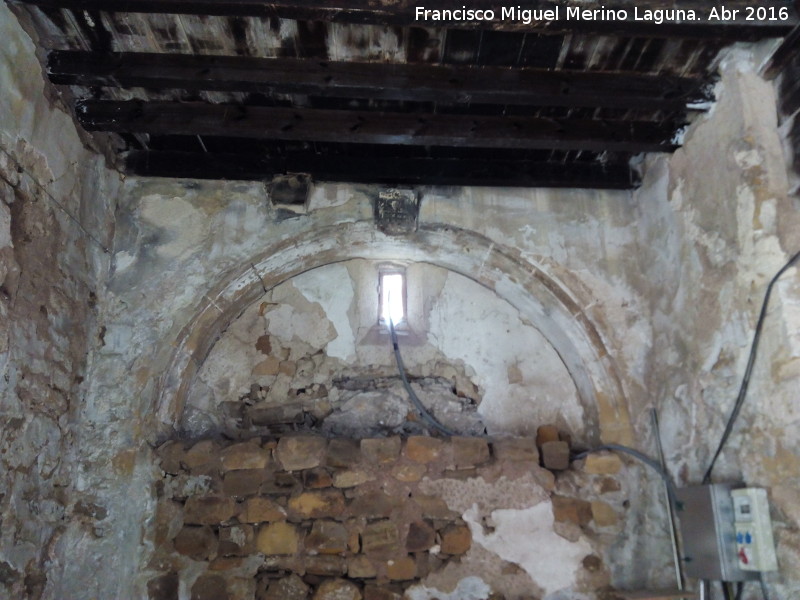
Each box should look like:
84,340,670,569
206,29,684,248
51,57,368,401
48,51,712,111
13,0,797,39
762,22,800,79
779,53,800,115
127,149,640,188
77,100,681,153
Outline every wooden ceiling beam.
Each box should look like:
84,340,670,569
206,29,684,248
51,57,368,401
13,0,796,39
76,100,681,153
126,149,640,189
48,51,711,111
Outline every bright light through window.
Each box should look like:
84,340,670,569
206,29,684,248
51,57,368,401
380,272,405,325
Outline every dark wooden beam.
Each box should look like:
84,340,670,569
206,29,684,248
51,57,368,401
14,0,796,39
48,51,711,111
77,100,680,153
126,149,639,188
762,23,800,79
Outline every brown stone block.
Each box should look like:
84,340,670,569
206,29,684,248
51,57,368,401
305,555,347,576
348,491,401,519
249,404,305,426
363,585,402,600
583,452,622,475
219,524,256,556
184,496,237,525
412,494,456,519
279,361,297,376
404,436,444,463
304,467,334,489
390,464,426,482
261,555,304,574
257,521,300,555
313,579,362,600
156,441,185,475
596,477,622,494
440,524,471,555
541,441,571,471
306,520,349,555
333,469,373,488
288,489,346,519
535,425,560,448
191,574,229,600
327,439,361,468
209,557,244,571
492,438,539,463
590,501,618,527
348,555,377,579
361,437,401,464
385,556,416,580
361,520,399,554
174,525,217,560
154,500,183,544
253,356,281,376
276,435,327,471
406,520,436,552
147,573,178,600
261,471,302,495
223,469,271,497
221,441,270,471
262,574,309,600
184,440,222,471
346,519,361,553
240,497,287,523
451,436,490,469
551,496,592,527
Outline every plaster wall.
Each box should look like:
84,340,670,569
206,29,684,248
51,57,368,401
633,47,800,598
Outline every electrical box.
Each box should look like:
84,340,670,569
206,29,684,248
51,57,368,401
731,488,778,572
675,484,757,582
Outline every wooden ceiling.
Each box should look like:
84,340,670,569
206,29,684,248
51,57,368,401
8,0,798,189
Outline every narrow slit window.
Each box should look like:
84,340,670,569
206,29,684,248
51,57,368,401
379,271,406,326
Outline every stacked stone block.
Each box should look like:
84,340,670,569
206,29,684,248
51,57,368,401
151,434,512,600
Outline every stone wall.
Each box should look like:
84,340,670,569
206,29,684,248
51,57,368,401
150,434,632,600
0,4,117,599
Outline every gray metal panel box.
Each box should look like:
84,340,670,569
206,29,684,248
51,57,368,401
675,484,757,582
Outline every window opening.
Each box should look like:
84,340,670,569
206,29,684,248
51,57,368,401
379,270,406,326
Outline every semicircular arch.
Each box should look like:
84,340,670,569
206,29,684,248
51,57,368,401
154,220,633,445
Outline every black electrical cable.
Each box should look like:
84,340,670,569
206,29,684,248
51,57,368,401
721,581,733,600
389,318,456,436
703,249,800,484
734,582,744,600
573,443,680,509
759,575,771,600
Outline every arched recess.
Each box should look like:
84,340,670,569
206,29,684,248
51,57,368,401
154,220,634,446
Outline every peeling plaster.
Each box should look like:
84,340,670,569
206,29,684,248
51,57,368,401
465,503,592,597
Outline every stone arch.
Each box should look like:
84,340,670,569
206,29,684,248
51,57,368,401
154,221,633,445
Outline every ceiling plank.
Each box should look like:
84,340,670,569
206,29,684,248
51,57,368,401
762,23,800,79
126,149,640,188
13,0,796,39
48,50,711,111
76,100,681,152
